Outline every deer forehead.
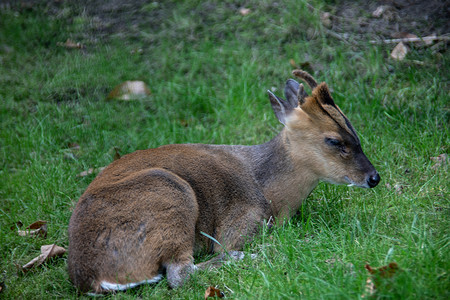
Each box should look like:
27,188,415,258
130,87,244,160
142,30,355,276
286,102,359,144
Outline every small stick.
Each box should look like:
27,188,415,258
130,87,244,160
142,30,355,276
370,35,450,44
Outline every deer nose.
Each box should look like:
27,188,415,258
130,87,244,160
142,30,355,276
367,172,380,188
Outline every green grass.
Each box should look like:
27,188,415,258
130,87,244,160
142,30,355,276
1,0,448,299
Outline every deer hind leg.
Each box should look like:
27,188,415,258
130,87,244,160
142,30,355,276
73,168,200,293
165,260,198,288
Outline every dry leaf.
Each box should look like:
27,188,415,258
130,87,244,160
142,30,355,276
430,154,447,169
372,5,395,20
362,262,399,298
385,183,404,194
320,12,332,28
239,8,251,16
362,276,375,298
392,32,418,39
289,59,298,69
77,167,106,177
205,286,224,299
17,220,48,238
393,184,404,194
67,142,80,150
19,244,66,272
57,39,84,49
390,42,408,60
365,262,399,278
372,5,388,18
107,81,151,100
10,221,23,231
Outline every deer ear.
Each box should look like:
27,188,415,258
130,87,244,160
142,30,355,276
268,90,294,126
285,79,309,107
284,79,300,107
313,82,336,107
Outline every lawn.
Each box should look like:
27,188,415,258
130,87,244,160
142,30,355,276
0,0,448,299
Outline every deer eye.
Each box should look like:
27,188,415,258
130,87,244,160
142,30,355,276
325,138,348,155
325,138,342,147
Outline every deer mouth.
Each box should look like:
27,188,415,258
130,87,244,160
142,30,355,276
344,176,369,188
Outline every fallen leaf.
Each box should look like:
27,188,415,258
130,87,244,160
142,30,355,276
372,5,388,18
372,5,396,20
239,8,251,16
67,142,80,150
10,221,23,231
430,154,447,169
289,59,298,69
386,183,404,194
392,32,418,39
107,81,151,100
57,39,84,49
390,42,408,60
320,12,332,28
361,277,375,298
19,244,66,273
17,220,48,238
77,167,106,177
362,262,400,298
393,184,404,194
205,286,224,299
365,262,399,278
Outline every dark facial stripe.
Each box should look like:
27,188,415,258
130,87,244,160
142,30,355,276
335,106,360,144
318,103,361,145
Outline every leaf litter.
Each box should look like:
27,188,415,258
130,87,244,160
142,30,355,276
204,286,224,299
106,81,151,100
362,262,400,298
77,167,106,177
430,154,447,170
17,220,48,238
390,42,408,60
17,244,66,273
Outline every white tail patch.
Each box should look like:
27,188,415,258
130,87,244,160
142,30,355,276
100,274,163,291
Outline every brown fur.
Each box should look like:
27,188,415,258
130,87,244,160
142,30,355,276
68,70,380,294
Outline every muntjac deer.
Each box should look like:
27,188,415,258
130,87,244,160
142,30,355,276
68,70,380,294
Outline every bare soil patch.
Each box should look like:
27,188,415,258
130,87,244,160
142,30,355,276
4,0,448,42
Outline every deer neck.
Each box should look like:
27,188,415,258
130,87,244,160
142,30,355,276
243,130,320,220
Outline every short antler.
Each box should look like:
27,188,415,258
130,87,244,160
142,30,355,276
292,69,318,90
